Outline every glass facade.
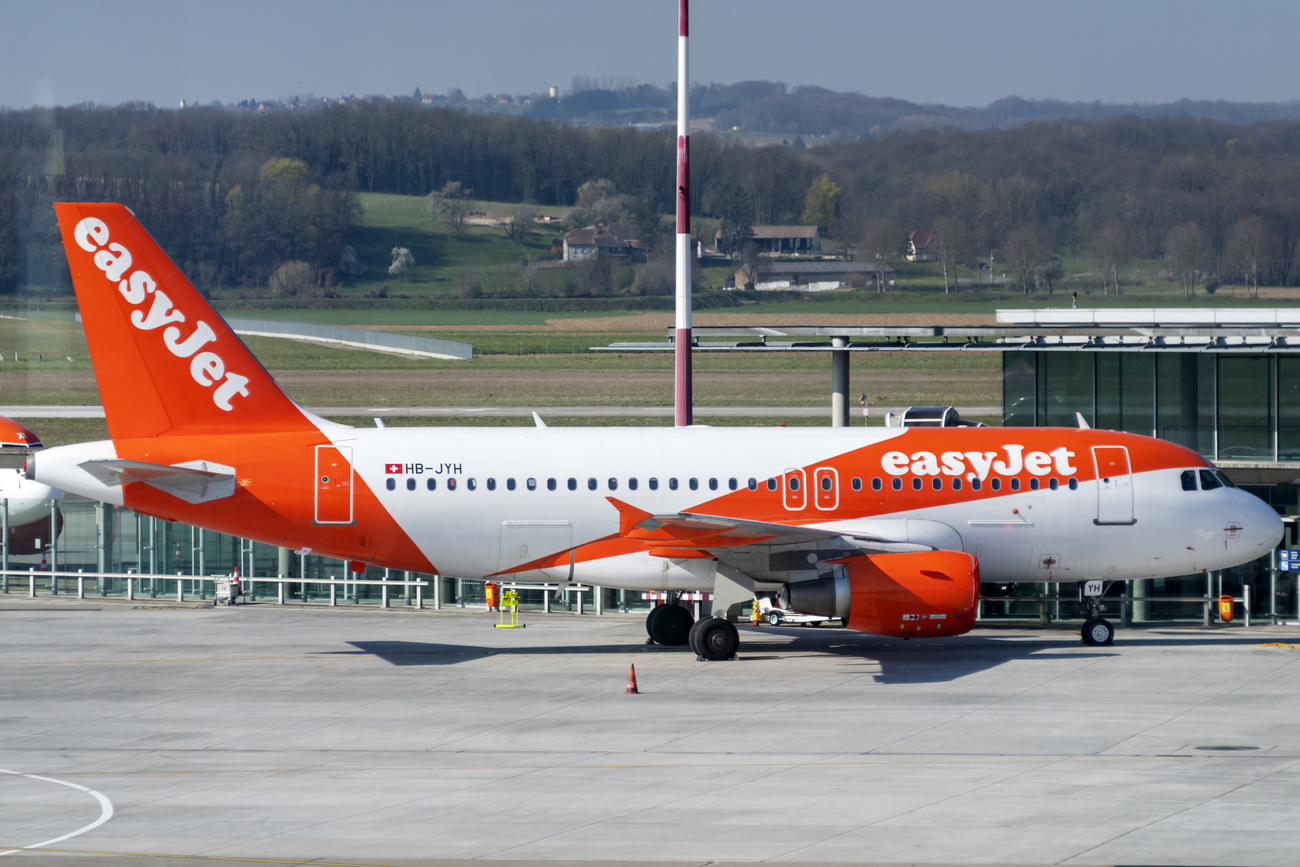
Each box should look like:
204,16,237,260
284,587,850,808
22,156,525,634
1004,350,1299,465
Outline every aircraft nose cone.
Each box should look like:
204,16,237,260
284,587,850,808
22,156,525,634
1244,492,1284,553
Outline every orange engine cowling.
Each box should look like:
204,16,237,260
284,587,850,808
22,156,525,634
785,551,980,638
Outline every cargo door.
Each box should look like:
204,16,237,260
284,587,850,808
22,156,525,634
314,445,354,525
498,521,573,580
1092,446,1135,525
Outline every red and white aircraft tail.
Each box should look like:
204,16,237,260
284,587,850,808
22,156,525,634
36,203,1283,654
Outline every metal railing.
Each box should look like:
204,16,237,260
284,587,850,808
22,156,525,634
979,587,1255,627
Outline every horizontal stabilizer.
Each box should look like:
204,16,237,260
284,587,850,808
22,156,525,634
79,458,236,504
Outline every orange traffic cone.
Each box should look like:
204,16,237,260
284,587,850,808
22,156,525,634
624,664,640,694
39,551,48,571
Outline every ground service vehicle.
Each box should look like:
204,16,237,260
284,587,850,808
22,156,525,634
34,203,1284,659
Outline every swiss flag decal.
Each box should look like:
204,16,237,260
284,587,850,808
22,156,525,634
384,463,403,474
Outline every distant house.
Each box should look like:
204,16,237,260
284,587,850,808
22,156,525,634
906,229,935,262
725,261,893,291
563,225,638,262
715,225,821,255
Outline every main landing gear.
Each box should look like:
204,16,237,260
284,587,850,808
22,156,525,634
644,597,738,660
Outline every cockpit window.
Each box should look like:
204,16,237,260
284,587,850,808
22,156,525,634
1199,469,1223,491
1215,470,1237,489
1181,470,1198,491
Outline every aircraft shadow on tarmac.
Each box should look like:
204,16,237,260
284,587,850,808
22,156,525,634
335,627,1174,683
337,626,1286,682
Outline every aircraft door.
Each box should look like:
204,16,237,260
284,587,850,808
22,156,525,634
498,520,573,580
314,445,354,525
813,467,838,510
783,469,807,511
1092,446,1135,525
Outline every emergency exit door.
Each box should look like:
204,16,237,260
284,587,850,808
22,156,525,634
315,445,355,525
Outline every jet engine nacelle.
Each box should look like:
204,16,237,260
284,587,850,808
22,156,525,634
785,551,980,638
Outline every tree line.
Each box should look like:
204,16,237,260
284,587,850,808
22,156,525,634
7,102,1300,296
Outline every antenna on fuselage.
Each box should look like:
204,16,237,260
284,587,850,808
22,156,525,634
1076,412,1091,430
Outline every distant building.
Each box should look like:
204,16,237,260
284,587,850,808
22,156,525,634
715,225,821,255
725,261,892,291
906,229,935,262
563,226,637,262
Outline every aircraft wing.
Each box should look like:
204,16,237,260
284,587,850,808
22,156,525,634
607,497,931,582
78,459,237,505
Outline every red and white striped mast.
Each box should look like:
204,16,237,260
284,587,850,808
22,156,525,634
674,0,693,426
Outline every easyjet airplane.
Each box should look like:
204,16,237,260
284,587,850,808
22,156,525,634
34,203,1283,657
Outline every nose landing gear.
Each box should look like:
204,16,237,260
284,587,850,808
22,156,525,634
1079,582,1114,646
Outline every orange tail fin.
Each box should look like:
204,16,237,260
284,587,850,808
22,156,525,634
53,203,314,439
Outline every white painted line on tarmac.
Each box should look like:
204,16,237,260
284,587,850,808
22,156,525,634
0,768,114,857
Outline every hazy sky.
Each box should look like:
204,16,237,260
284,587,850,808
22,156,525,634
3,0,1298,110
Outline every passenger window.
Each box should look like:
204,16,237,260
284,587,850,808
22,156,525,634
1181,470,1197,491
953,478,962,491
931,477,942,491
467,478,477,491
911,478,922,491
426,478,436,491
891,477,902,491
448,478,457,490
670,478,679,490
689,478,698,491
1049,478,1059,491
708,478,718,491
971,478,982,491
852,477,862,491
386,478,396,491
587,478,597,491
567,478,577,491
547,478,557,491
406,478,416,491
1029,478,1039,491
629,478,638,491
728,478,737,491
747,478,758,491
507,478,517,491
526,478,537,491
649,478,659,491
766,478,777,491
1068,478,1078,490
1199,469,1223,491
788,476,799,492
487,478,496,491
821,477,833,491
608,478,618,491
1009,478,1020,491
990,478,1001,491
871,477,882,491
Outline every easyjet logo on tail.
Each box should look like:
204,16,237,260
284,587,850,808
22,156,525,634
73,217,249,412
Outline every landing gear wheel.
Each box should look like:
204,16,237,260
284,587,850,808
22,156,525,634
767,612,781,626
694,617,739,661
645,604,669,643
1081,618,1114,646
646,603,693,645
656,604,693,646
